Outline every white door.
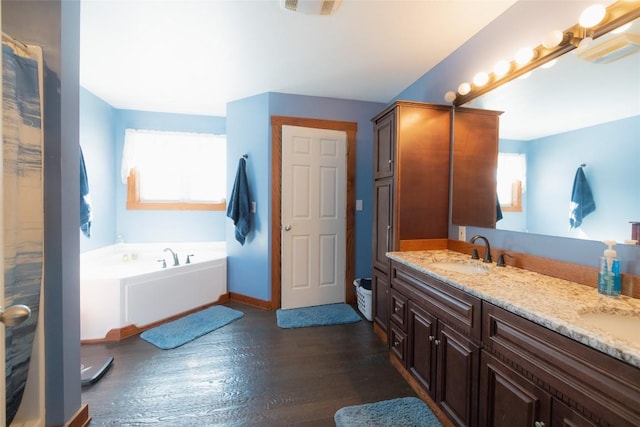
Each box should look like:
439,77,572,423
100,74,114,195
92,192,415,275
281,125,347,309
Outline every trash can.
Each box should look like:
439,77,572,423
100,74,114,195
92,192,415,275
353,278,373,321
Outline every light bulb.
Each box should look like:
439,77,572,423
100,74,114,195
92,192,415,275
515,47,535,66
579,4,606,28
493,60,510,78
473,72,489,87
457,82,471,96
577,36,593,52
444,91,457,103
543,30,564,49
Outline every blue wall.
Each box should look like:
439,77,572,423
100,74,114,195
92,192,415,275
498,117,640,243
527,116,639,243
225,92,384,301
226,94,271,299
81,90,384,302
79,88,116,252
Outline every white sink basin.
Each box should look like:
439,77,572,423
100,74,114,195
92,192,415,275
428,261,489,275
578,311,640,344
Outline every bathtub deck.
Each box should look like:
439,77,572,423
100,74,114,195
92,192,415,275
81,302,416,425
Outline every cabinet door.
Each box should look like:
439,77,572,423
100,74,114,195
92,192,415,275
551,399,596,427
374,111,394,179
480,351,551,427
407,301,437,397
389,322,407,366
437,323,480,427
452,108,500,228
372,268,390,333
372,177,393,271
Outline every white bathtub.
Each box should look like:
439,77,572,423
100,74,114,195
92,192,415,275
80,242,227,341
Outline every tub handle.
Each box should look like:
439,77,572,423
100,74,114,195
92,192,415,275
186,254,194,264
157,259,167,269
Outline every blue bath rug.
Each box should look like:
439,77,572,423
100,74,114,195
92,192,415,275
140,305,243,350
334,397,443,427
276,303,361,329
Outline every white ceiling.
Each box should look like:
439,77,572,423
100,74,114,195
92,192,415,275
79,0,517,117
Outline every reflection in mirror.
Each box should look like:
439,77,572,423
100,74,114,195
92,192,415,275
465,17,640,244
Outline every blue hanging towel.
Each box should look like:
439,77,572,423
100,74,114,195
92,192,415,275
227,157,252,245
569,166,595,229
80,146,93,238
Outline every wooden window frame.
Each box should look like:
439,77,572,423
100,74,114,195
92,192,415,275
500,179,522,212
126,169,226,211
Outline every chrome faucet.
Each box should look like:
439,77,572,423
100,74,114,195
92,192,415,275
470,235,492,263
164,247,179,266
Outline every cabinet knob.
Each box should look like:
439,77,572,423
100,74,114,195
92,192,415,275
388,159,392,165
534,422,545,427
393,340,400,347
429,335,435,341
434,339,441,346
394,306,400,313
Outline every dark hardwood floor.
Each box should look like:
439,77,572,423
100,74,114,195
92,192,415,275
81,302,416,426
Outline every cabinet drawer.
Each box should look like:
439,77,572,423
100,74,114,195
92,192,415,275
391,261,481,341
389,322,407,366
390,289,407,330
483,302,640,426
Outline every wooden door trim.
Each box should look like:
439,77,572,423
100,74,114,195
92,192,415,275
271,116,357,310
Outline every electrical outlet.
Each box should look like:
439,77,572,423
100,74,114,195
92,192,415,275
458,226,466,241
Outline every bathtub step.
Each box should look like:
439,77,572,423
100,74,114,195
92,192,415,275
81,355,114,386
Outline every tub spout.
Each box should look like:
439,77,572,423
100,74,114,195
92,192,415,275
164,248,179,266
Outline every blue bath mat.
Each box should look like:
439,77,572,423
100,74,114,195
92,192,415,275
140,305,243,349
334,397,442,427
276,303,361,329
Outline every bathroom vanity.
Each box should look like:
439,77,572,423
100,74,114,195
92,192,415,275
386,250,640,427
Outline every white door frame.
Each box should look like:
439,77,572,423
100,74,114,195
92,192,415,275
270,116,357,309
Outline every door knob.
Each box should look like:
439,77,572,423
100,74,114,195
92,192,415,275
1,304,31,327
284,224,292,231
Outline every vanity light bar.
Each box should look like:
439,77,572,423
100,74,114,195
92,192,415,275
450,0,640,107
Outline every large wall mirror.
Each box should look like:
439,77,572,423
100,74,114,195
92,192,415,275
454,4,640,245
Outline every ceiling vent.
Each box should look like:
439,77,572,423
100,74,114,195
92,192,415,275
281,0,343,16
578,33,640,64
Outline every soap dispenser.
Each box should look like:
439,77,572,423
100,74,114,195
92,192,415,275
598,240,621,297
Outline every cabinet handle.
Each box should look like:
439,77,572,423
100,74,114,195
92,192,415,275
434,339,440,345
429,335,435,341
534,422,545,427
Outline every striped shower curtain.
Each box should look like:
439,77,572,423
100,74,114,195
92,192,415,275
2,35,44,424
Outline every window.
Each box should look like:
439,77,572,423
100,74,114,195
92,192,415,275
122,129,226,210
497,153,525,212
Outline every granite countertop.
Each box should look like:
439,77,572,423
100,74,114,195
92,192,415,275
386,249,640,369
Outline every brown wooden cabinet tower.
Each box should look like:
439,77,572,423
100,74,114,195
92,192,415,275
371,101,451,338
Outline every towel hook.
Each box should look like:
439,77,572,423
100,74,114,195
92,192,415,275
242,154,248,159
580,163,586,167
